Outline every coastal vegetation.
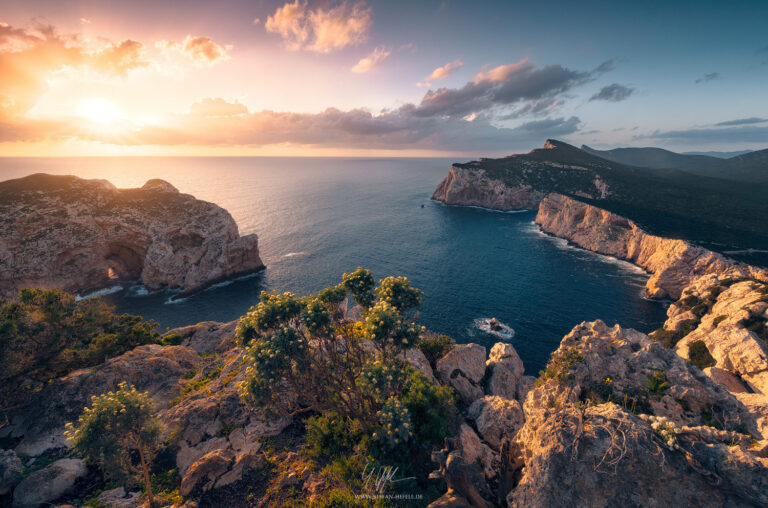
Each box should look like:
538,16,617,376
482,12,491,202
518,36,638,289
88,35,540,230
237,267,460,500
65,382,163,506
0,288,174,409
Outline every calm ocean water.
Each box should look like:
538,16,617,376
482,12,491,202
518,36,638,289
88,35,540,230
0,157,667,372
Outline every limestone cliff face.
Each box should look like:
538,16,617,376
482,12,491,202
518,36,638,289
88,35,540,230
0,174,264,298
431,165,544,211
535,193,767,300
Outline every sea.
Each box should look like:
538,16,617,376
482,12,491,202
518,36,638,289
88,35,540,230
0,157,668,372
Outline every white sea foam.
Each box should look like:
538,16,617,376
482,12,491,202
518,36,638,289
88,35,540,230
203,272,260,291
527,222,648,275
431,200,531,214
282,251,309,258
474,318,516,340
75,285,124,301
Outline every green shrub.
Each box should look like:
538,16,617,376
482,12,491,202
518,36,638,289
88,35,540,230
417,334,453,368
305,413,364,459
688,340,716,370
66,382,163,505
537,347,584,386
0,288,159,408
646,370,669,398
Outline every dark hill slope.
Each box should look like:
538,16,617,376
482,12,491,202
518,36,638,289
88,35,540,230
581,144,768,183
458,140,768,264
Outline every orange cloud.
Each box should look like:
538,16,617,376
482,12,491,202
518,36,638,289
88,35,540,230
156,36,232,64
265,0,372,53
351,46,391,73
190,98,248,117
472,58,532,83
0,22,148,115
426,59,463,81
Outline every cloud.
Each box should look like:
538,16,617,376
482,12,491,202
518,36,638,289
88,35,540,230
714,117,768,127
253,18,261,25
637,124,768,144
189,98,248,117
77,105,581,152
351,46,391,73
413,58,600,118
589,83,635,102
0,22,148,114
182,36,231,63
91,39,148,76
425,59,463,81
695,72,720,84
265,0,372,53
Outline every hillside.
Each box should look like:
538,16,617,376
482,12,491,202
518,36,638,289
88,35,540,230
437,140,768,266
582,144,768,183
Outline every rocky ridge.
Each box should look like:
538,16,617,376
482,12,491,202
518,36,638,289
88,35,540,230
0,174,264,298
535,193,768,299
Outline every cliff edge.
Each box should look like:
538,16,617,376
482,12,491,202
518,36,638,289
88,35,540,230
0,174,264,298
535,193,767,299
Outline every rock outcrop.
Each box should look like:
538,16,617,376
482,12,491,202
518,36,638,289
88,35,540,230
0,344,200,456
12,458,87,508
436,344,487,404
0,174,264,298
535,193,768,299
432,166,544,211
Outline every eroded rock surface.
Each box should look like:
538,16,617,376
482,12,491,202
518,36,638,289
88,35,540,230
437,344,487,404
12,458,86,508
432,166,544,211
0,174,264,298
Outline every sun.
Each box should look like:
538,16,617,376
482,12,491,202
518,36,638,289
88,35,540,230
76,98,122,124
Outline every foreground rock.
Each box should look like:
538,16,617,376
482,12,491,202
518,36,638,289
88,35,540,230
436,344,487,403
12,458,86,508
0,344,200,456
429,321,768,507
0,174,264,298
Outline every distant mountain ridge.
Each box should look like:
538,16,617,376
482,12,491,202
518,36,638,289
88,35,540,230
581,144,768,183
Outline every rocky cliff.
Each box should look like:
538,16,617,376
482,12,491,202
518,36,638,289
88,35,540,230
535,193,768,299
0,174,264,298
431,165,545,210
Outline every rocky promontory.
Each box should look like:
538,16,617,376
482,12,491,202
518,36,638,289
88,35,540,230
0,174,264,298
536,193,768,299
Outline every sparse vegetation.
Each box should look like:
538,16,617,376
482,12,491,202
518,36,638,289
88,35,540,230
537,347,584,386
688,340,716,370
417,333,453,369
646,370,670,398
0,288,161,408
66,382,163,506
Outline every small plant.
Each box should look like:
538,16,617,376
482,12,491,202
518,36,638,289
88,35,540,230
646,370,669,398
417,334,453,368
649,416,680,447
66,382,163,506
687,340,716,370
537,347,584,386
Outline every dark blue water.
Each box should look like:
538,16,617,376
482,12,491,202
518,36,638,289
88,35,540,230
0,157,667,372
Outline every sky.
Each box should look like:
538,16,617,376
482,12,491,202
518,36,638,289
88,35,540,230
1,0,767,157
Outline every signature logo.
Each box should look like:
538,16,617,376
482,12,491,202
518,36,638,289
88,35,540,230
361,463,415,493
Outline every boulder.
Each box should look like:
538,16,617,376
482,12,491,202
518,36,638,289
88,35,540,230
485,343,524,400
169,320,238,354
12,458,86,508
436,344,486,404
468,396,525,450
180,448,235,497
406,347,436,383
96,487,141,508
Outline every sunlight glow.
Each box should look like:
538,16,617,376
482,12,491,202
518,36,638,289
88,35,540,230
76,98,122,124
